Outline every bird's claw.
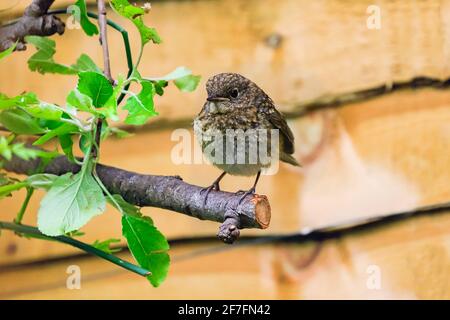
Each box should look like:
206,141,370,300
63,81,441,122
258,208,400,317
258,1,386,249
200,182,220,206
236,187,256,205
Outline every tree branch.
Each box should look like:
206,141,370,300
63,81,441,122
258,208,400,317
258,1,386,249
3,155,271,243
0,0,65,52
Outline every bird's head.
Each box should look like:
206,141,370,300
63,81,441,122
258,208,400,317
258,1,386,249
203,73,266,114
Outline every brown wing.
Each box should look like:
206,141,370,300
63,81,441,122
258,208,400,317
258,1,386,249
268,108,295,154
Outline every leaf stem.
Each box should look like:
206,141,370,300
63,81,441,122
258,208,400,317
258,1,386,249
0,221,151,276
14,187,34,224
134,45,144,71
93,171,123,214
0,181,28,196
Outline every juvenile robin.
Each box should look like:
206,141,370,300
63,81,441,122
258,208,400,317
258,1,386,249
194,73,300,204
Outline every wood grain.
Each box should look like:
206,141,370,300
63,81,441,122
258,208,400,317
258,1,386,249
2,0,450,119
1,211,449,299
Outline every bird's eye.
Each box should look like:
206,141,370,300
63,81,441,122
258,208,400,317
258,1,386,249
230,88,239,99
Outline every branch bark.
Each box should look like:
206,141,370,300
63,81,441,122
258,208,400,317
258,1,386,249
3,155,271,243
0,0,65,52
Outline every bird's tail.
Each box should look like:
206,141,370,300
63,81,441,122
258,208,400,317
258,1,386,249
280,152,302,167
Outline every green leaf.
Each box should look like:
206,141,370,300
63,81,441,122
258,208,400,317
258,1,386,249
78,133,91,155
100,75,125,121
59,134,75,162
66,89,95,113
73,0,99,36
146,66,192,81
25,102,63,121
0,92,39,109
144,67,200,93
77,71,114,108
0,136,12,160
110,0,162,46
122,214,170,287
123,81,158,125
92,238,122,254
37,161,106,236
0,42,16,61
174,74,201,92
33,123,79,145
25,36,100,75
0,93,64,123
153,80,167,96
0,136,57,160
107,194,142,217
0,181,28,199
10,143,40,160
109,127,133,139
0,108,46,134
26,36,77,75
26,173,58,190
73,54,102,73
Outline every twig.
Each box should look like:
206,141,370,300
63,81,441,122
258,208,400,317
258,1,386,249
91,0,113,160
96,0,113,83
14,187,34,224
0,221,151,276
3,155,271,243
0,0,64,51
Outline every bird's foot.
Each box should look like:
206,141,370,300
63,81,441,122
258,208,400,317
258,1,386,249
236,187,256,205
200,182,220,206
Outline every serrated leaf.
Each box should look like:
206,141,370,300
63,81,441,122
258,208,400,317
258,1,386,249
0,42,16,61
123,81,158,125
174,74,201,92
77,71,114,108
26,36,77,75
25,36,100,75
0,108,46,134
73,0,99,36
73,54,102,73
37,162,106,236
110,0,161,46
122,214,170,287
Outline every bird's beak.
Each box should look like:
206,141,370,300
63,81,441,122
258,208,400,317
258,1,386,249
207,97,229,102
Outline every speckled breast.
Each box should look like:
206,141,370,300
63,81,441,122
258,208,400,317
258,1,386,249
193,110,278,176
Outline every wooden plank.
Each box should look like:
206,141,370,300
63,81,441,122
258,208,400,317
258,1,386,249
1,0,450,120
1,212,449,299
2,88,450,265
2,0,450,267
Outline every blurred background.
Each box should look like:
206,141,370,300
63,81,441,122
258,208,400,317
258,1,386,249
1,0,450,299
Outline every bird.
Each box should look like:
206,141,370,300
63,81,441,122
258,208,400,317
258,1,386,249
193,73,300,204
